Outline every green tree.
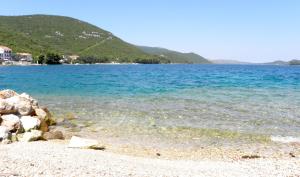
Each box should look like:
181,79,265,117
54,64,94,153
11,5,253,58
45,53,62,64
37,55,45,64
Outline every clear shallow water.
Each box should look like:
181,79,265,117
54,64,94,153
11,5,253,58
1,64,300,144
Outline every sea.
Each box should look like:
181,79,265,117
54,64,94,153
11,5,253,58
1,64,300,148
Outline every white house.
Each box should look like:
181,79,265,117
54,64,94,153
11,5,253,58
0,46,12,61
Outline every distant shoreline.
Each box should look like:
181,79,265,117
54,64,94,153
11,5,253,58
1,62,299,66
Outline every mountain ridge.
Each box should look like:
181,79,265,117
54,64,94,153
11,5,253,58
137,46,211,64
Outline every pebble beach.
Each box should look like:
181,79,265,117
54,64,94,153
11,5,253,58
0,141,300,177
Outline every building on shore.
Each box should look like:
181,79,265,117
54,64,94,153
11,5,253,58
15,53,33,65
0,46,12,62
0,46,34,65
62,55,80,64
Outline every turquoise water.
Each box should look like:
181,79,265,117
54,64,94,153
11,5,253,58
1,64,300,143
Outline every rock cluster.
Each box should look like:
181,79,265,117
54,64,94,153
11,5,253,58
0,89,62,143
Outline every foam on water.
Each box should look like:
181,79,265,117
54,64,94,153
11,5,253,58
271,136,300,143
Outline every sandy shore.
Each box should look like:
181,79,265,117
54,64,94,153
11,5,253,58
0,141,300,177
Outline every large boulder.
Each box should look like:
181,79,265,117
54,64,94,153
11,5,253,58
38,107,56,125
21,130,42,142
35,108,55,132
0,99,17,114
0,114,22,132
0,126,11,142
19,93,39,108
68,136,100,149
6,95,33,116
20,116,41,132
0,89,18,99
35,108,48,120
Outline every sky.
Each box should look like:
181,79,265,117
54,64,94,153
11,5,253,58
0,0,299,62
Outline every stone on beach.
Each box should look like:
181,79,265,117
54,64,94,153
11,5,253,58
0,126,11,142
0,114,22,132
68,136,101,149
6,95,34,116
0,89,18,99
39,119,49,132
0,89,60,143
40,107,56,125
35,108,48,120
0,99,17,114
20,116,41,132
21,130,42,142
35,107,55,126
42,130,64,140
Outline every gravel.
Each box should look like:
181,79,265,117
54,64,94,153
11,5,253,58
0,141,299,177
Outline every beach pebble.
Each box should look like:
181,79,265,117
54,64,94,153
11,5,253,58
43,131,64,140
21,130,42,142
20,116,41,132
0,114,22,132
68,136,100,149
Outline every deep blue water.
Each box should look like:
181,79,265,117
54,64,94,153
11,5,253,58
1,64,300,96
1,64,300,139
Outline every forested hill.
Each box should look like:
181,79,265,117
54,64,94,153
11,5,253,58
0,15,157,62
0,15,208,64
138,46,211,64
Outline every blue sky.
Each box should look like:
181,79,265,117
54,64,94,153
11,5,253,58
1,0,299,62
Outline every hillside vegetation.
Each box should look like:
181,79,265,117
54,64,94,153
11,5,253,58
138,46,211,64
0,15,162,63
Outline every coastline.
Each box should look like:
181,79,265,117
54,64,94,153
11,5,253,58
1,140,299,177
54,123,300,161
1,65,300,176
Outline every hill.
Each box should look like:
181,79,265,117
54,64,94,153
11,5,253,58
289,60,300,65
0,15,161,63
263,60,289,65
137,46,211,64
210,59,251,64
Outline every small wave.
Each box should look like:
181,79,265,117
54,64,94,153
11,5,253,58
270,136,300,143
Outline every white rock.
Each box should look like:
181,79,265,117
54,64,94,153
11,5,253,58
6,95,33,116
21,130,42,142
20,93,38,107
0,99,16,114
0,126,10,142
271,136,300,143
0,114,21,132
0,89,18,99
68,136,99,149
20,116,41,132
